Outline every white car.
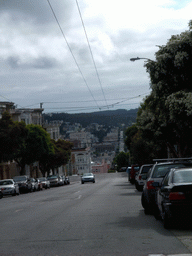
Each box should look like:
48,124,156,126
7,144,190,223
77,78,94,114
135,164,153,191
81,173,95,184
0,179,20,196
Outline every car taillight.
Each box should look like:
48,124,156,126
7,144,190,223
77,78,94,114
147,180,155,190
169,192,186,200
139,175,142,180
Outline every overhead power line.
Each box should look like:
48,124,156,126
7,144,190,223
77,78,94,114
46,0,101,110
23,92,148,110
75,0,108,109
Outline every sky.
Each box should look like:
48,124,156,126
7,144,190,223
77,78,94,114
1,0,192,114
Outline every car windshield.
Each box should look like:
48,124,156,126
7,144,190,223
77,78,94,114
13,176,26,181
142,166,152,173
173,170,192,183
0,180,13,185
83,173,93,176
39,177,46,181
152,163,189,178
47,175,58,179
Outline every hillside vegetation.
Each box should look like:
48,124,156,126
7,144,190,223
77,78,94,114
43,109,138,128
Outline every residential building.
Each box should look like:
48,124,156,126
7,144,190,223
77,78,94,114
92,159,110,174
70,148,91,175
69,131,92,148
0,101,44,179
43,121,61,141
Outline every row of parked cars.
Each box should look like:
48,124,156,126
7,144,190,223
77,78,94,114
0,174,70,198
128,158,192,229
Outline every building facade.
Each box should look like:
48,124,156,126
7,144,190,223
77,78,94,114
70,148,91,175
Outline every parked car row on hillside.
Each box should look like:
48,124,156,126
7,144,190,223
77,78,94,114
0,174,70,199
128,158,192,229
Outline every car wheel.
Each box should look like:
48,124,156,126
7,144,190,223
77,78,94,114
154,206,161,220
12,190,17,196
141,193,151,214
81,181,84,184
0,193,3,199
162,209,172,229
135,182,142,191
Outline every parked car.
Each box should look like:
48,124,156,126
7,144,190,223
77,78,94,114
155,168,192,228
141,158,192,214
13,176,33,193
135,164,153,191
35,179,43,191
119,167,127,172
81,173,95,184
64,176,70,185
30,178,38,192
61,175,70,185
47,175,61,187
58,176,65,186
0,188,3,199
38,177,50,189
129,165,140,184
0,179,20,196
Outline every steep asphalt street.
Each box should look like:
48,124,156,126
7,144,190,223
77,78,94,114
0,172,192,256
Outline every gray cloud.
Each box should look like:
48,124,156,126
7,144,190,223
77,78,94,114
0,0,73,25
0,0,191,113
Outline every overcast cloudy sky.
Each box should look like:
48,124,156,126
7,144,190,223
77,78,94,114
1,0,192,113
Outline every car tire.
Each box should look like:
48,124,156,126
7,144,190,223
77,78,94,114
12,190,17,196
0,193,3,199
135,182,142,191
162,209,172,229
154,206,161,220
81,181,84,184
141,193,151,214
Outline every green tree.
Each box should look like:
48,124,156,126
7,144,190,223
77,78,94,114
137,20,192,157
14,124,54,175
113,151,129,171
39,139,73,176
0,112,28,164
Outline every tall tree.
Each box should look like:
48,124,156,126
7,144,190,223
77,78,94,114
113,151,130,171
39,139,73,176
0,112,28,164
137,20,192,157
14,124,54,175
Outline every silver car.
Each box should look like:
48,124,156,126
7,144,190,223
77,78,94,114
0,179,20,196
135,164,153,191
38,177,50,189
81,173,95,184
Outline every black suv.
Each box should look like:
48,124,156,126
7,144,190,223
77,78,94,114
13,176,33,193
141,158,192,214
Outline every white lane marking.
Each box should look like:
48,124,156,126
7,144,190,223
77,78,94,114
15,209,23,212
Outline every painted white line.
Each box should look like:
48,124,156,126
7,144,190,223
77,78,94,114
15,209,23,212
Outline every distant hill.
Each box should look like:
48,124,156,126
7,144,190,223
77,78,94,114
43,109,138,128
